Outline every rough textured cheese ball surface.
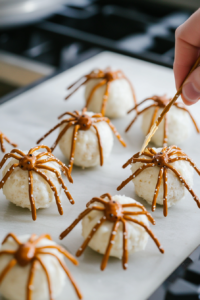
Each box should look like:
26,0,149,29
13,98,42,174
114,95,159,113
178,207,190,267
82,195,150,259
141,106,192,146
0,235,66,300
59,112,114,168
131,148,194,207
2,151,62,210
84,78,134,118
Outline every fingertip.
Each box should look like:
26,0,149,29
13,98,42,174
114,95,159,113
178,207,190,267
180,94,198,106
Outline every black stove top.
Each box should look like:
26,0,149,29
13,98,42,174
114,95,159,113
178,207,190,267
0,0,192,103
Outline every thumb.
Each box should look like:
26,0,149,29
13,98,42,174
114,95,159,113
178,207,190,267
182,67,200,105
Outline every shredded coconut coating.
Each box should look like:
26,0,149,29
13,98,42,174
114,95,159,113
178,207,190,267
82,195,150,259
131,148,194,207
2,151,62,210
0,235,66,300
59,112,114,168
85,78,134,118
141,106,192,146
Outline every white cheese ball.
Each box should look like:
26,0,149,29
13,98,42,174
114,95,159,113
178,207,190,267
82,195,150,259
2,151,62,210
141,106,192,146
131,148,194,207
84,78,135,118
0,235,67,300
59,112,114,168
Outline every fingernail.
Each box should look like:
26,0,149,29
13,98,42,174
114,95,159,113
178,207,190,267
182,82,200,102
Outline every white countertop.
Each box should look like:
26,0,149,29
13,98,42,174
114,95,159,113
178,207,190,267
1,51,200,300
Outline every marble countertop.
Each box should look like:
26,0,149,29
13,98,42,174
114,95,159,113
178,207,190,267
0,51,200,300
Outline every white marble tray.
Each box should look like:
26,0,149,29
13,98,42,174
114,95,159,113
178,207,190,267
1,51,200,300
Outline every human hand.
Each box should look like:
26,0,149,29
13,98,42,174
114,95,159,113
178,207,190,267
174,8,200,105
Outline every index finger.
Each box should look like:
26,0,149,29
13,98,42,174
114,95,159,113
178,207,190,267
173,8,200,90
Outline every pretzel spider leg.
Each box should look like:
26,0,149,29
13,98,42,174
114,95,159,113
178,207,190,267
169,157,200,176
0,163,19,189
37,252,82,299
127,97,155,114
28,234,37,243
37,119,75,145
101,81,111,116
104,118,126,147
86,79,107,108
86,197,108,207
101,221,120,271
0,135,5,152
69,124,80,173
0,153,21,169
92,124,104,166
125,105,157,132
100,193,112,200
11,149,26,156
2,233,22,245
65,78,89,101
121,218,128,270
29,146,52,155
33,168,63,215
122,152,141,169
2,135,18,148
163,167,168,216
163,115,168,147
152,167,163,212
37,158,73,183
58,112,78,119
124,76,137,109
148,107,159,134
0,258,17,284
123,211,155,225
166,164,200,208
37,245,78,265
174,104,200,133
32,234,52,246
51,121,75,152
28,171,37,221
27,259,37,300
76,216,106,257
117,163,155,191
0,250,15,256
124,216,164,253
36,165,74,204
67,75,88,90
60,207,97,239
35,257,53,300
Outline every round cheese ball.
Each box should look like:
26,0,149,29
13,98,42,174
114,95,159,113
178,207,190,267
59,112,114,168
141,106,192,146
82,195,150,259
131,148,194,207
0,235,67,300
84,78,135,118
2,151,62,210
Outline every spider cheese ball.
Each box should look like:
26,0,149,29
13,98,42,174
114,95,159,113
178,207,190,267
65,68,137,118
0,146,74,220
126,95,199,147
117,146,200,216
0,131,17,153
0,233,82,300
60,193,164,270
37,109,126,171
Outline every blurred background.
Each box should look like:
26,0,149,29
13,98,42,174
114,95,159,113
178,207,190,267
0,0,198,103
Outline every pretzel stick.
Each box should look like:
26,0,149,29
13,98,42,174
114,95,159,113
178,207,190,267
140,56,200,154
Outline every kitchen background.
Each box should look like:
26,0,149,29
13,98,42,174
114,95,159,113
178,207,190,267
0,0,198,104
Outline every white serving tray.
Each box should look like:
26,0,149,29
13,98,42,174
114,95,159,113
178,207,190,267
1,51,200,300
